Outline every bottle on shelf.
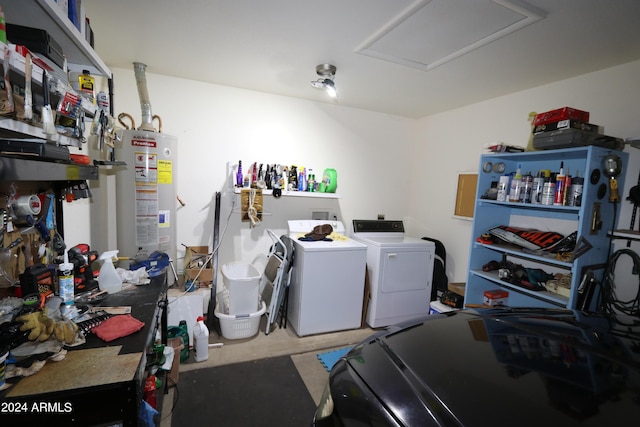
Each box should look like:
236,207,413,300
508,164,523,202
562,169,572,206
497,175,509,202
553,162,566,206
521,171,533,203
298,166,306,192
531,170,545,204
541,173,556,206
236,161,243,187
568,175,584,207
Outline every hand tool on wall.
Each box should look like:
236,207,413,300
41,69,56,136
0,237,22,285
626,171,640,247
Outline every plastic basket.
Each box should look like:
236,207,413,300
221,262,261,315
215,300,266,340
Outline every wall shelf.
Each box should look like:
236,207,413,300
0,117,83,148
0,155,98,181
3,0,112,76
233,188,339,199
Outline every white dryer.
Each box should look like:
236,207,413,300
287,220,367,336
352,220,435,328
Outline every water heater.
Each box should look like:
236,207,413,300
115,129,178,271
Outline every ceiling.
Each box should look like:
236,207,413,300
83,0,640,119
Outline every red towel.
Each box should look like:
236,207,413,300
93,314,145,342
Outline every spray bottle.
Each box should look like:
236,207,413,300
58,249,75,305
99,250,123,294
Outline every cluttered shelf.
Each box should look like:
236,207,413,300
2,0,111,76
0,116,85,148
474,241,574,268
469,269,570,307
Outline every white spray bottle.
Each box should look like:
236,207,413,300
99,250,123,294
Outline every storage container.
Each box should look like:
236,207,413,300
215,300,266,340
193,316,209,362
221,262,261,315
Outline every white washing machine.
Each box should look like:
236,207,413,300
287,220,367,336
352,220,435,328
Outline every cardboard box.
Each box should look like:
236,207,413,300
448,282,466,296
166,337,184,388
483,289,509,307
533,107,589,126
184,246,213,283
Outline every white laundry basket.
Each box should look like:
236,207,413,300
215,300,266,340
221,262,261,315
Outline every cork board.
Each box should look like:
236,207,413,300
454,173,477,218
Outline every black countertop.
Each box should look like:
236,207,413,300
78,274,168,354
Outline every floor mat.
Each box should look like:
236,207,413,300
317,346,353,372
171,355,317,426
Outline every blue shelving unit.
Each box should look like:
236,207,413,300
465,146,629,310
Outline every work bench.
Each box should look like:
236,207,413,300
0,273,168,426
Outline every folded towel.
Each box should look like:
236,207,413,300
92,314,145,342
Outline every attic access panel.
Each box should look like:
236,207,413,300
356,0,545,71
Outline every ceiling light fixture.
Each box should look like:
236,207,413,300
310,63,338,98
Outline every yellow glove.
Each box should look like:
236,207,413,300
16,309,54,342
54,319,78,344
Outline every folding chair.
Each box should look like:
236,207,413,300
260,230,293,334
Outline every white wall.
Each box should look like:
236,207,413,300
408,60,640,283
66,59,640,288
80,68,414,274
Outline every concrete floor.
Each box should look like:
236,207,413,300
159,317,376,426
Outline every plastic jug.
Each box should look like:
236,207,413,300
320,168,337,193
193,316,209,362
99,250,122,294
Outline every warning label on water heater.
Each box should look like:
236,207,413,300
158,160,173,184
134,152,158,184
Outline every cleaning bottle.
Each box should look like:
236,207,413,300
298,166,306,192
193,316,209,362
99,250,123,294
58,249,75,305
